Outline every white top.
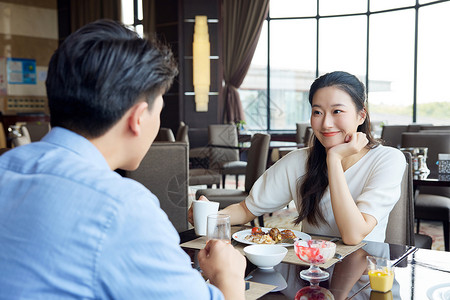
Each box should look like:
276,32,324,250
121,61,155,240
245,145,406,242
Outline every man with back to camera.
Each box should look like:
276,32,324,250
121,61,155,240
0,19,246,299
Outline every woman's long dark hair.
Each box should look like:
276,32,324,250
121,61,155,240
294,71,380,226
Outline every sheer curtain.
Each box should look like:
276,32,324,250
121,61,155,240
70,0,121,32
221,0,269,123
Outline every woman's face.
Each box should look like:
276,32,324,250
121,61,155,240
310,86,366,150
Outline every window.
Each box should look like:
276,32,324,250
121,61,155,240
270,19,316,130
417,1,450,124
240,0,450,131
369,9,415,124
319,15,366,76
121,0,144,37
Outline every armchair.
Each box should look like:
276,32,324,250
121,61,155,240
401,131,450,251
195,133,271,226
124,142,189,232
189,124,242,188
155,128,175,142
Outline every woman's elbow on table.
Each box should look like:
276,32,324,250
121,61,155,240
341,234,366,246
341,216,377,245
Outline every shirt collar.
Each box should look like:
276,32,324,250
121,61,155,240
42,127,111,171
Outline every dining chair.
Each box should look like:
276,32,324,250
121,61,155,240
11,126,31,147
385,152,414,246
221,159,247,189
24,121,51,141
154,124,216,191
124,142,189,232
189,124,238,189
401,132,450,251
189,168,221,188
0,148,10,155
419,125,450,131
155,128,175,142
406,123,433,132
189,124,244,189
189,138,209,169
0,122,6,148
381,125,408,148
385,151,432,248
303,127,313,147
295,122,310,145
176,122,189,143
195,133,271,226
208,124,247,189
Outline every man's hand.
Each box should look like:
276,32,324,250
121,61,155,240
198,239,246,300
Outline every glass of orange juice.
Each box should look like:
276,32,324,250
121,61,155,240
367,256,395,293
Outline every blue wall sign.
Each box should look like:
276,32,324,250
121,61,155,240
7,58,37,85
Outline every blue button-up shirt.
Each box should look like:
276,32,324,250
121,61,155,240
0,127,223,299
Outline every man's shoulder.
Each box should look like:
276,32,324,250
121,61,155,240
1,141,155,205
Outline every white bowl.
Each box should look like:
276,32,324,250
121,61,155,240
243,245,288,269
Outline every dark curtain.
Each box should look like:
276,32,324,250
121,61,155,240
70,0,121,32
142,0,156,38
221,0,269,123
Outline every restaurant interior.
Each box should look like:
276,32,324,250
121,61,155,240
1,0,450,298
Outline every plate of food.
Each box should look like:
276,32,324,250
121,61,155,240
233,227,311,246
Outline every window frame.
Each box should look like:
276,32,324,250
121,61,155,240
246,0,450,132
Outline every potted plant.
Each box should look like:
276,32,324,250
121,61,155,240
236,120,246,133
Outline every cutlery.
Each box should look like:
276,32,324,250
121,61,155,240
334,253,343,262
244,275,253,281
327,238,343,261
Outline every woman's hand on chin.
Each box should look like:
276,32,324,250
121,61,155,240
327,132,368,161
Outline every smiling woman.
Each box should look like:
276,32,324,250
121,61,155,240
296,72,380,235
310,87,366,151
218,71,406,245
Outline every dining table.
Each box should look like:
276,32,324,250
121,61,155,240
413,172,450,188
210,141,302,166
180,226,450,300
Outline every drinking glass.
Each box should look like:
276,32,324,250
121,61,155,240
367,256,395,293
206,214,231,244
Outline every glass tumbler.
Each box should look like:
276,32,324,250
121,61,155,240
206,214,231,244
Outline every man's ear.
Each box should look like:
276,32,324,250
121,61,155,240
128,101,149,136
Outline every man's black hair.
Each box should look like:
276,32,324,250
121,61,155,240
46,19,178,138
